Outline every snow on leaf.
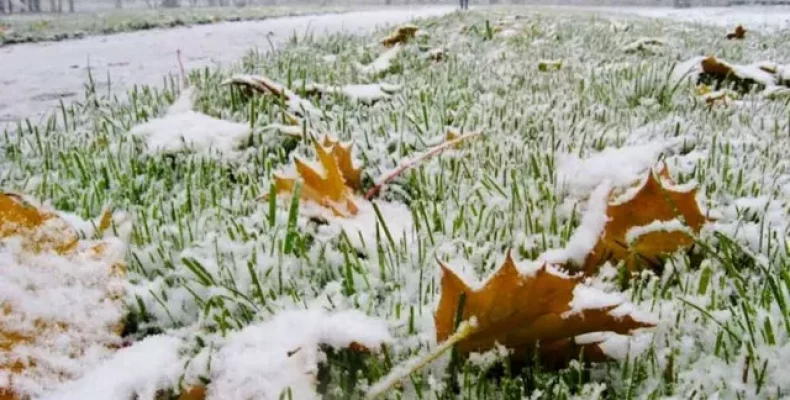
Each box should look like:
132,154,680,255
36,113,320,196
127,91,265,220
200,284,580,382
582,167,708,275
273,140,359,217
0,195,129,399
129,88,250,158
355,44,403,76
183,309,390,400
434,251,654,366
381,24,419,47
223,75,322,119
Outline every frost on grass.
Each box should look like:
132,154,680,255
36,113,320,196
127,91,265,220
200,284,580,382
189,309,390,400
306,82,402,105
355,44,403,76
11,8,790,400
129,88,250,158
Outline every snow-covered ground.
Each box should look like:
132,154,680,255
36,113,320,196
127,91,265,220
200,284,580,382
591,5,790,28
0,6,453,128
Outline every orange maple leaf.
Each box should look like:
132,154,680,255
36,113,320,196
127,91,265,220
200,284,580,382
434,251,653,364
583,167,708,275
274,140,359,217
726,25,747,40
381,24,419,47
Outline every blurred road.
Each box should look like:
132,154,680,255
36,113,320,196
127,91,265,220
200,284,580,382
0,7,454,127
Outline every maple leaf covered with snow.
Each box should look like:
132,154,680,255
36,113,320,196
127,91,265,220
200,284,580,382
434,251,654,366
0,194,129,399
582,167,708,275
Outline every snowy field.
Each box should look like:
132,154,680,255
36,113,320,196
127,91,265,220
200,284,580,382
5,4,790,400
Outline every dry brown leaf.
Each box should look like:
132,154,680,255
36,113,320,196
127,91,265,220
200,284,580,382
726,25,747,40
701,56,734,80
274,140,359,217
381,24,419,47
582,167,707,275
178,385,207,400
434,251,653,365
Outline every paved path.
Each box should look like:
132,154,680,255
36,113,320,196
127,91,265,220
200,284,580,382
0,6,455,127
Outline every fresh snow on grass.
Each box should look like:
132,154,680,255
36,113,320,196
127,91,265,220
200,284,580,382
6,6,790,400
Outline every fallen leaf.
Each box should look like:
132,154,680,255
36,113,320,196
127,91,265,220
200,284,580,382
699,56,775,92
381,24,419,47
623,37,666,54
274,140,359,217
0,193,78,254
582,167,707,274
178,385,207,400
223,75,322,119
320,134,363,191
434,251,654,364
0,196,128,399
726,25,747,40
355,44,403,76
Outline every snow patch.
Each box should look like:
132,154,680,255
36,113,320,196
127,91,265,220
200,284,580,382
43,335,184,400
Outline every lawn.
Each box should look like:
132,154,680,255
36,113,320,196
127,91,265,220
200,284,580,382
3,8,790,400
0,5,349,46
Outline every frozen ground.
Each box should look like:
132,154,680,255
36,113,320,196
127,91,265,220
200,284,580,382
591,5,790,28
0,6,453,128
3,4,790,129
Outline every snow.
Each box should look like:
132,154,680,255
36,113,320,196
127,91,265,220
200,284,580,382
129,88,251,158
0,215,128,398
540,182,611,266
564,285,626,317
625,219,692,245
310,198,415,256
0,7,454,128
356,44,403,76
42,335,184,400
195,309,390,400
557,143,665,198
589,6,790,29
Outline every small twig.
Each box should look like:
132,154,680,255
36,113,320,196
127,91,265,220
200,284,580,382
176,49,187,87
365,319,477,399
364,131,482,200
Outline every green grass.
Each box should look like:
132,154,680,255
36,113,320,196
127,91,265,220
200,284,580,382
4,7,790,399
0,5,350,46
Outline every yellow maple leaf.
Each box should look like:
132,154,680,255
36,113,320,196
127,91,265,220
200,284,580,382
583,167,708,275
274,140,359,217
0,193,78,254
321,135,362,191
434,251,653,365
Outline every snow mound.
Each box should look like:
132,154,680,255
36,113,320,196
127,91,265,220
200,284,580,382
199,309,391,400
